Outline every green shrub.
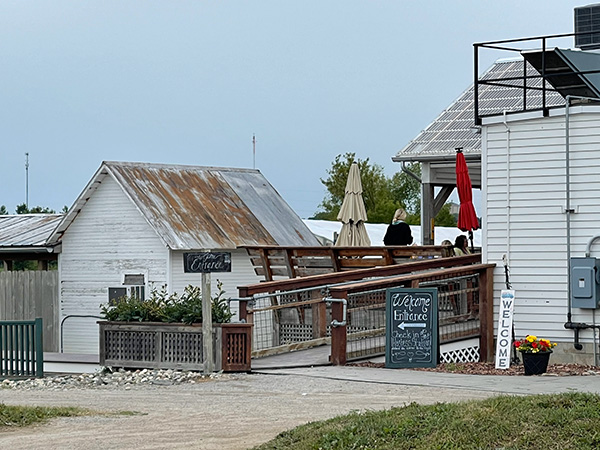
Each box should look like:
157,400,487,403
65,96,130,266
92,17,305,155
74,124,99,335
100,281,233,324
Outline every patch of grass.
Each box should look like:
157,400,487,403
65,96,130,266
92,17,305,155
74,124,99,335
0,404,137,429
253,393,600,450
0,404,90,429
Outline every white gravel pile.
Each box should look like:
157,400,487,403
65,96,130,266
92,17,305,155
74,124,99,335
0,367,233,390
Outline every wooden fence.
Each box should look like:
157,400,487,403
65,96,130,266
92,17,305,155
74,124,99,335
0,271,58,352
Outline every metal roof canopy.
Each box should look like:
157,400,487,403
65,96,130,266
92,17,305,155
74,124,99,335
0,214,63,248
0,214,62,270
392,58,566,244
522,48,600,99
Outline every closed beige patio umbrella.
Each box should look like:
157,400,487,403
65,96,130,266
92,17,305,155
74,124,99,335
335,162,371,246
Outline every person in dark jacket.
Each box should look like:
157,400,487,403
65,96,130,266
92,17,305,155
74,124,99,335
383,208,413,245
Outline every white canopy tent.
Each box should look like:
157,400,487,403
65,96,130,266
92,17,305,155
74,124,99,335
304,219,481,248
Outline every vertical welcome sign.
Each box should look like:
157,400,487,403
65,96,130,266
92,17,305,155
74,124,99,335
495,290,515,369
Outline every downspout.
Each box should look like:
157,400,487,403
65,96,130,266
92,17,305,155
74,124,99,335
562,96,586,351
566,96,573,324
502,111,511,267
401,161,422,183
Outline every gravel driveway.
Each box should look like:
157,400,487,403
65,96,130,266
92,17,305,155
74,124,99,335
0,371,494,450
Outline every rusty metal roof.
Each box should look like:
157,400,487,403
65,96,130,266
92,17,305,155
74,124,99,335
49,162,320,250
0,214,63,248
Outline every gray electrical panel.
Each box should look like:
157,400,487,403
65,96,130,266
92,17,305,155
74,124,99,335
570,257,600,308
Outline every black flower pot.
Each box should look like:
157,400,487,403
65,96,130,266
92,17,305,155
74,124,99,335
521,351,552,375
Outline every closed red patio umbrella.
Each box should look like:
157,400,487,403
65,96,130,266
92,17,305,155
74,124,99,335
456,148,479,249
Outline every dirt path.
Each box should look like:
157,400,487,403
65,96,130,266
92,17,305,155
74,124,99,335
0,372,493,449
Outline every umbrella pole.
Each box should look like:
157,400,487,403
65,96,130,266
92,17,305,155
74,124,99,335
468,230,474,253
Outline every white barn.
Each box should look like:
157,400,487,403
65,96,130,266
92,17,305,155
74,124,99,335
48,161,319,354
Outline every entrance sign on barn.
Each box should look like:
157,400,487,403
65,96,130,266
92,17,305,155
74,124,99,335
183,252,231,273
495,290,515,369
385,288,438,369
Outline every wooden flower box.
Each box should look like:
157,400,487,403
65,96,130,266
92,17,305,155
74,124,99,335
98,321,252,372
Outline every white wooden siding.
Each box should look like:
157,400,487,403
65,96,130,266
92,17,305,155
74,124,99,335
169,249,262,321
483,107,600,344
60,177,168,353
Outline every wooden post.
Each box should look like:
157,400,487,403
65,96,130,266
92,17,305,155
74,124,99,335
421,177,435,245
312,292,327,339
478,267,494,362
202,272,214,374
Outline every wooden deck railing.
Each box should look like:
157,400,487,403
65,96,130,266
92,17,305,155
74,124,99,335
238,254,480,300
326,263,495,365
240,245,453,280
237,254,493,365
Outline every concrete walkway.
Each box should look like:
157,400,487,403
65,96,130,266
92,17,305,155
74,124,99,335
254,364,600,396
45,348,600,398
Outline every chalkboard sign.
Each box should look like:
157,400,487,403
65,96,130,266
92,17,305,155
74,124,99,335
386,288,438,369
183,252,232,273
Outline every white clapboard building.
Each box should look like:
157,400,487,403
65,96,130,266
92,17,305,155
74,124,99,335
48,161,319,354
393,22,600,364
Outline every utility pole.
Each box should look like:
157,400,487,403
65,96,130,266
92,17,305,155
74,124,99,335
25,152,29,209
252,134,256,169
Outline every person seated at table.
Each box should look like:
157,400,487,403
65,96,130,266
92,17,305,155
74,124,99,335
383,208,413,245
453,235,470,256
441,239,454,257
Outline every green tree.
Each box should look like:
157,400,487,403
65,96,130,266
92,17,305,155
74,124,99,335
16,203,56,214
434,203,458,227
313,153,401,223
314,154,426,224
0,205,7,215
388,163,421,224
314,154,458,228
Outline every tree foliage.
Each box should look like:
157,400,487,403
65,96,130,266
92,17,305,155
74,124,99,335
313,153,422,224
314,153,459,227
16,203,56,214
434,203,457,227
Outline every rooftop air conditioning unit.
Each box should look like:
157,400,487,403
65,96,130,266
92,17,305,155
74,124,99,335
575,4,600,50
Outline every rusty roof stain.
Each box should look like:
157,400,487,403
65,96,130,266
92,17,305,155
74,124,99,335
50,162,319,250
0,214,63,247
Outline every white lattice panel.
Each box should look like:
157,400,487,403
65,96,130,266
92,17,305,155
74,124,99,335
280,324,313,343
440,337,480,363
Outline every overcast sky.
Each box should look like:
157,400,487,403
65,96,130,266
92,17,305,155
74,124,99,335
1,1,584,218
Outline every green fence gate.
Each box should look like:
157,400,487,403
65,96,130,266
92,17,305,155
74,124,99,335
0,318,44,379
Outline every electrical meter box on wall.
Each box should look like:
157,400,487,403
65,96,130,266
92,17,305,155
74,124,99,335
570,257,600,309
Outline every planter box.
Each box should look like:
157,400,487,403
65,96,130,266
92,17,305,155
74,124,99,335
98,321,252,372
